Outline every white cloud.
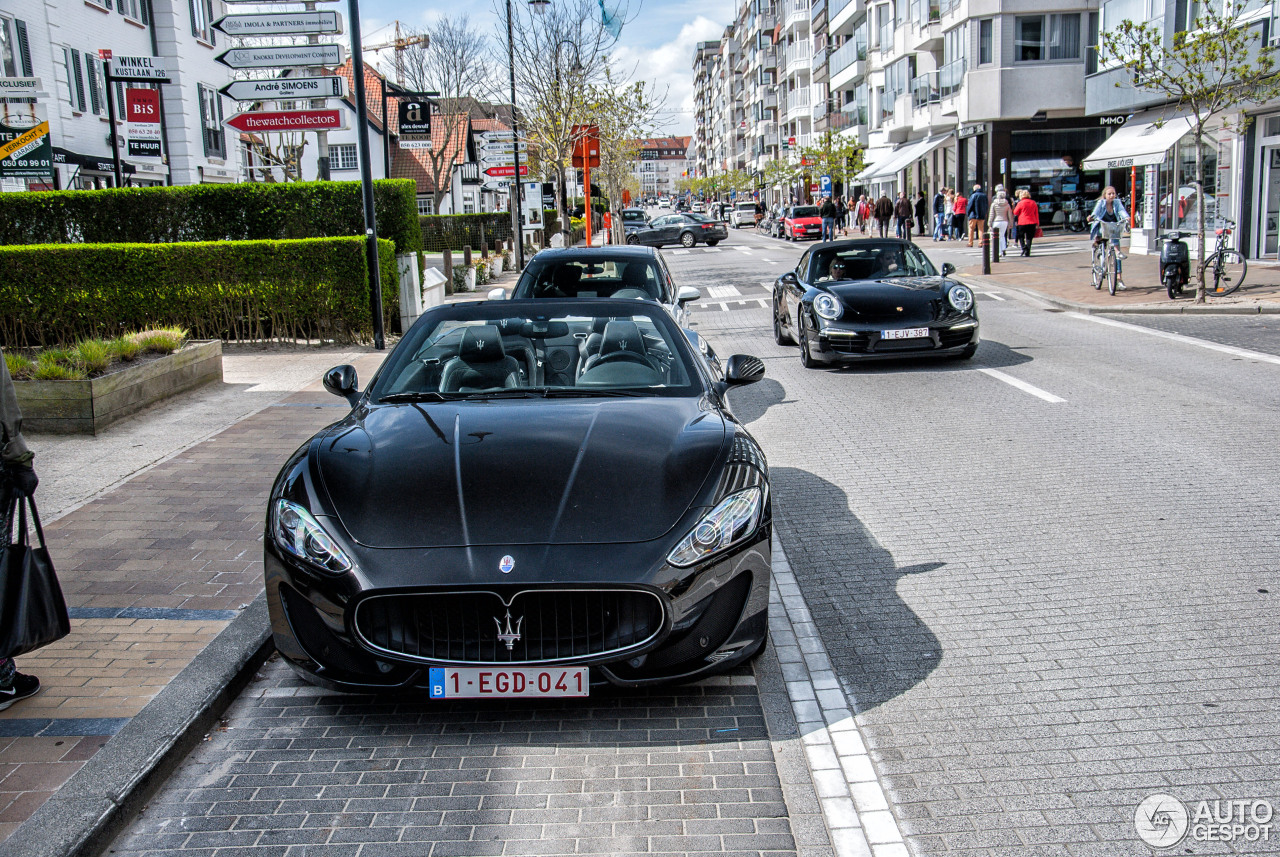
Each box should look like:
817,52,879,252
610,15,726,137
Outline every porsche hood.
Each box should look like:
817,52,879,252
314,399,727,548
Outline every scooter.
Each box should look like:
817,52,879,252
1161,231,1190,299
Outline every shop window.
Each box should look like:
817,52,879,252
1015,14,1080,61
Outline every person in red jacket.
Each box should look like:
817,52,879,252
1012,189,1041,256
951,191,967,240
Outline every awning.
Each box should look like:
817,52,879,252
1081,109,1194,171
52,146,136,174
854,146,895,181
859,135,950,182
1011,157,1075,177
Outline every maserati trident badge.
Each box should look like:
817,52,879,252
494,610,523,651
499,555,515,574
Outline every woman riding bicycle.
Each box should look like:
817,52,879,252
1088,186,1129,290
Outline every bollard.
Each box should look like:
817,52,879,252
480,225,489,259
443,248,453,296
463,245,472,268
981,228,991,275
990,228,998,265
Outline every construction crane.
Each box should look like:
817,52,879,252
362,22,428,85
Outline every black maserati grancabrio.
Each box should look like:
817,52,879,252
265,299,772,697
772,238,979,366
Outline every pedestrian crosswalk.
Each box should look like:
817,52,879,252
939,240,1081,258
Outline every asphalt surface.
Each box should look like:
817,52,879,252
95,221,1280,857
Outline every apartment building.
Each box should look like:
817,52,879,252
1,0,243,189
633,135,691,198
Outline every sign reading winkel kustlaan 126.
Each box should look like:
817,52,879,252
107,56,170,82
215,44,344,70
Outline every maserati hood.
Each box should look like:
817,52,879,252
315,398,727,548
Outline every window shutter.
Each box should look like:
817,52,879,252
215,89,225,155
189,0,199,38
71,49,86,113
87,59,101,115
140,0,150,25
15,20,33,77
197,84,210,156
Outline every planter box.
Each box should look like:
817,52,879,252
15,340,223,435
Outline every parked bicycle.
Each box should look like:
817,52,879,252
1091,220,1124,295
1202,218,1248,296
1063,197,1088,233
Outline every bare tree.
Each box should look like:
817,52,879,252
588,66,664,243
394,17,496,212
502,0,623,240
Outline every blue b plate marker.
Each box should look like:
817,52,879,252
429,668,446,698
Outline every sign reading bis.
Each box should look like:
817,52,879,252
125,88,162,159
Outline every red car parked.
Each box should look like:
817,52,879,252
782,205,823,241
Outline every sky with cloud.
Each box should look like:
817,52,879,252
358,0,734,136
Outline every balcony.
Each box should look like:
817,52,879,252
783,0,810,30
828,38,866,80
784,88,812,122
911,72,939,109
811,46,829,79
909,0,940,27
829,0,859,27
939,57,965,98
759,45,778,69
783,41,812,76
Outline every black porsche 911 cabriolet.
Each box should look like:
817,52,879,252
265,299,772,697
772,238,979,366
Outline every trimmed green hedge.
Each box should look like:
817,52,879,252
0,238,398,346
419,213,515,252
0,180,421,254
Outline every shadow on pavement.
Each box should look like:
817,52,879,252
828,339,1032,375
771,466,943,713
726,377,794,425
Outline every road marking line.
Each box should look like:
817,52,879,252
717,301,730,311
760,281,774,287
671,249,691,255
738,247,754,254
979,368,1066,403
706,285,741,298
1067,312,1280,366
703,247,723,253
977,290,1006,301
755,298,767,307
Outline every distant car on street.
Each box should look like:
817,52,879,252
628,213,728,248
781,205,823,241
732,202,758,228
772,238,978,366
620,208,650,236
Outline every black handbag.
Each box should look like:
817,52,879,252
0,495,70,660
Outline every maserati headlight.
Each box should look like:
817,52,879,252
668,487,764,568
272,499,352,574
813,292,842,321
947,284,974,312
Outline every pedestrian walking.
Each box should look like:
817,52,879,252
0,348,44,711
914,191,928,237
874,194,894,238
1013,189,1041,256
819,195,838,242
932,187,947,240
951,189,968,240
857,195,871,233
989,186,1012,257
836,195,848,236
943,188,956,240
893,192,912,239
965,184,988,247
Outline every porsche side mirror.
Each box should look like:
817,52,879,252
486,287,507,301
677,286,701,306
724,354,765,386
323,364,361,407
781,272,800,286
941,262,956,276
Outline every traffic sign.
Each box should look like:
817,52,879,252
819,174,832,195
480,143,526,156
478,130,516,141
215,44,344,70
220,76,346,102
214,10,341,36
225,109,345,133
108,56,170,82
483,165,528,177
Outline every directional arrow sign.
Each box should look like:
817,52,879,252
214,11,342,36
216,44,343,70
220,76,347,101
478,131,516,141
480,143,527,155
225,109,345,133
483,165,528,177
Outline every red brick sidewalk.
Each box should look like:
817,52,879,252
0,352,386,843
953,232,1280,312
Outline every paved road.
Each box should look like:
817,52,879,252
676,228,1280,855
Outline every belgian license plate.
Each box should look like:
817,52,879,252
428,667,589,699
882,327,929,340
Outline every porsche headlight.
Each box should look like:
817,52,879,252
273,499,352,574
813,292,842,321
947,285,974,312
668,487,764,568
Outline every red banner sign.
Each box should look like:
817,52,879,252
225,109,343,133
125,89,160,123
483,165,528,177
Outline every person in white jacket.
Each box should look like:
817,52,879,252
989,186,1013,258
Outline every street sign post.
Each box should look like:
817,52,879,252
219,76,346,102
213,10,341,36
107,56,170,82
215,44,344,69
225,109,345,133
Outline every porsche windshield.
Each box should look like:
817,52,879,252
811,243,939,281
370,302,702,400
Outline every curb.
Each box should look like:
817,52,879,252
958,274,1280,315
0,595,274,857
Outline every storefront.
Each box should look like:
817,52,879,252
991,117,1113,227
1247,112,1280,259
1082,108,1237,256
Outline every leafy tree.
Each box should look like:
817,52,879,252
587,68,663,242
1101,0,1280,301
761,158,800,203
797,130,864,196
